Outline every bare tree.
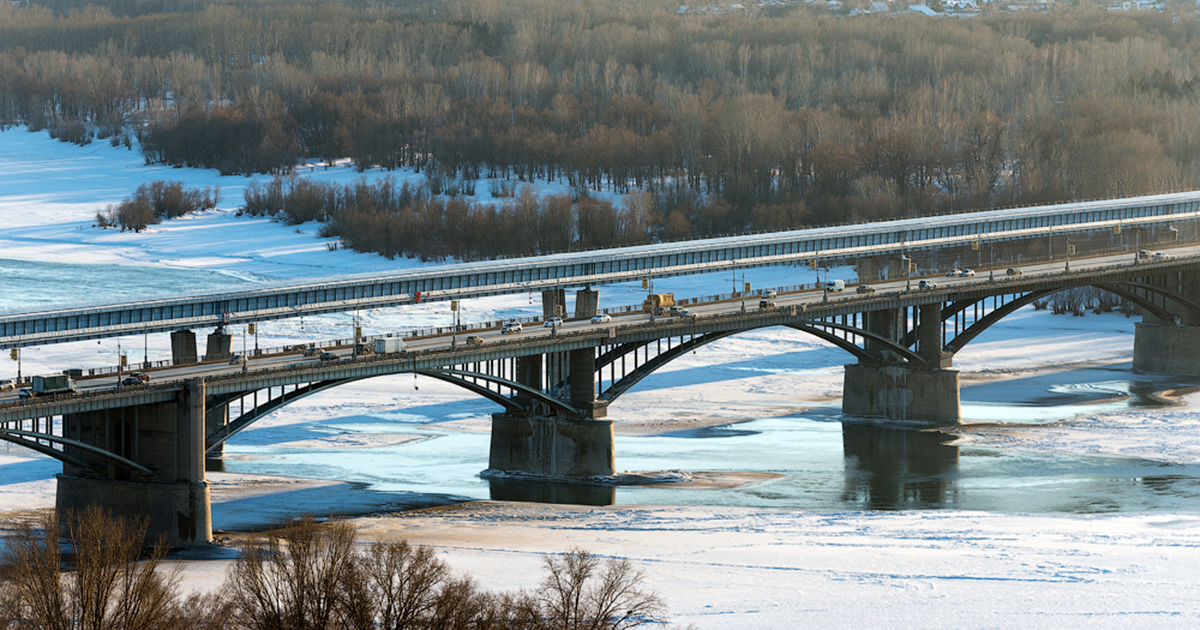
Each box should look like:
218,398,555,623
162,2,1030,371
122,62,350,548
538,549,665,630
224,516,359,630
0,506,183,630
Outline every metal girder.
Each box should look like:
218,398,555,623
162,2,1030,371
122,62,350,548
1104,280,1200,320
1092,284,1177,323
600,332,736,402
417,369,581,417
0,428,156,478
943,290,1056,354
206,379,349,453
797,320,927,365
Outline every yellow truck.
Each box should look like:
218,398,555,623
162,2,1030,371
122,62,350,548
642,293,675,313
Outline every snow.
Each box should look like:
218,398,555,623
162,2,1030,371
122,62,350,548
4,126,1200,628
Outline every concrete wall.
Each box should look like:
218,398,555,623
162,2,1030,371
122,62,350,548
1133,323,1200,375
489,412,615,478
842,364,961,424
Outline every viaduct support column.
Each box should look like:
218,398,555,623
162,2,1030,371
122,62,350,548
204,329,232,362
170,329,197,365
842,304,961,424
489,349,615,480
56,379,211,546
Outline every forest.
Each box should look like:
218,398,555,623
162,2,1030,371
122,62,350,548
4,0,1200,259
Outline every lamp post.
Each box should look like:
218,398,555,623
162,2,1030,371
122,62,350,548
1065,235,1071,273
901,254,911,291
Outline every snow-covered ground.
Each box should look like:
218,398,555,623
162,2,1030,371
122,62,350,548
3,126,1200,628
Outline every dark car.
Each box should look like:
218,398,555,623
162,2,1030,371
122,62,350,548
121,375,143,386
856,285,876,294
302,347,321,357
319,352,340,362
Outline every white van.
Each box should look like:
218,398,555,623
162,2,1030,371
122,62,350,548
823,279,845,292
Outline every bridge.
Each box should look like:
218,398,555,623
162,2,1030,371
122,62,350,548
1,190,1198,350
5,193,1200,546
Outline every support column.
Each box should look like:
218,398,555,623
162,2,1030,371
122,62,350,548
542,289,566,321
170,329,197,365
57,379,211,546
569,348,607,418
574,287,600,319
203,329,232,362
864,307,904,363
916,303,953,369
842,363,961,424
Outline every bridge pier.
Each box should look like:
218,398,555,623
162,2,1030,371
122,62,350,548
1133,323,1200,375
842,364,961,424
488,413,615,479
56,379,211,546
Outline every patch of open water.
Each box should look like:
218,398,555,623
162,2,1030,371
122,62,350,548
221,370,1200,514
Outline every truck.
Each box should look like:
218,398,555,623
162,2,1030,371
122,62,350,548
374,338,406,354
32,374,75,396
643,293,675,313
822,279,845,292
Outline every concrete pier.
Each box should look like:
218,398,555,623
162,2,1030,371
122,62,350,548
1133,323,1200,375
489,413,615,479
842,363,961,424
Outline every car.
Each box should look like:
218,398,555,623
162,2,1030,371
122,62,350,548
465,335,483,347
17,388,32,399
354,343,374,355
1006,268,1023,276
946,269,961,277
590,313,611,324
318,352,340,362
918,280,938,290
302,346,321,357
0,379,13,392
228,354,244,365
856,285,876,294
500,322,522,334
958,269,976,277
669,305,687,316
1139,250,1152,259
676,308,695,317
128,372,150,383
1153,252,1170,260
544,317,563,327
759,299,776,309
121,375,144,386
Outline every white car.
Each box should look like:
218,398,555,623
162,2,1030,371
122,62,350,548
1153,252,1170,260
544,317,563,327
590,314,611,324
958,269,976,277
946,269,961,277
500,322,522,334
919,280,938,290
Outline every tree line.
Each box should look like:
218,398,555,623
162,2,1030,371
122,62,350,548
4,0,1200,239
0,508,666,630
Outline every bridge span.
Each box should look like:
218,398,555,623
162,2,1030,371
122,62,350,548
2,190,1200,349
6,242,1200,545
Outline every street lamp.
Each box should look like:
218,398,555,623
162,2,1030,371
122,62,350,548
901,254,911,291
1065,235,1071,273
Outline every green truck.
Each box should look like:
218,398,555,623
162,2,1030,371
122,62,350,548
32,374,75,395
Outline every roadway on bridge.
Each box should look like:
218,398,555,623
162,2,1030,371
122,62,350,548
3,243,1191,404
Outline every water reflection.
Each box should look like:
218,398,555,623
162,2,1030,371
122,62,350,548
840,423,960,510
488,477,615,506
